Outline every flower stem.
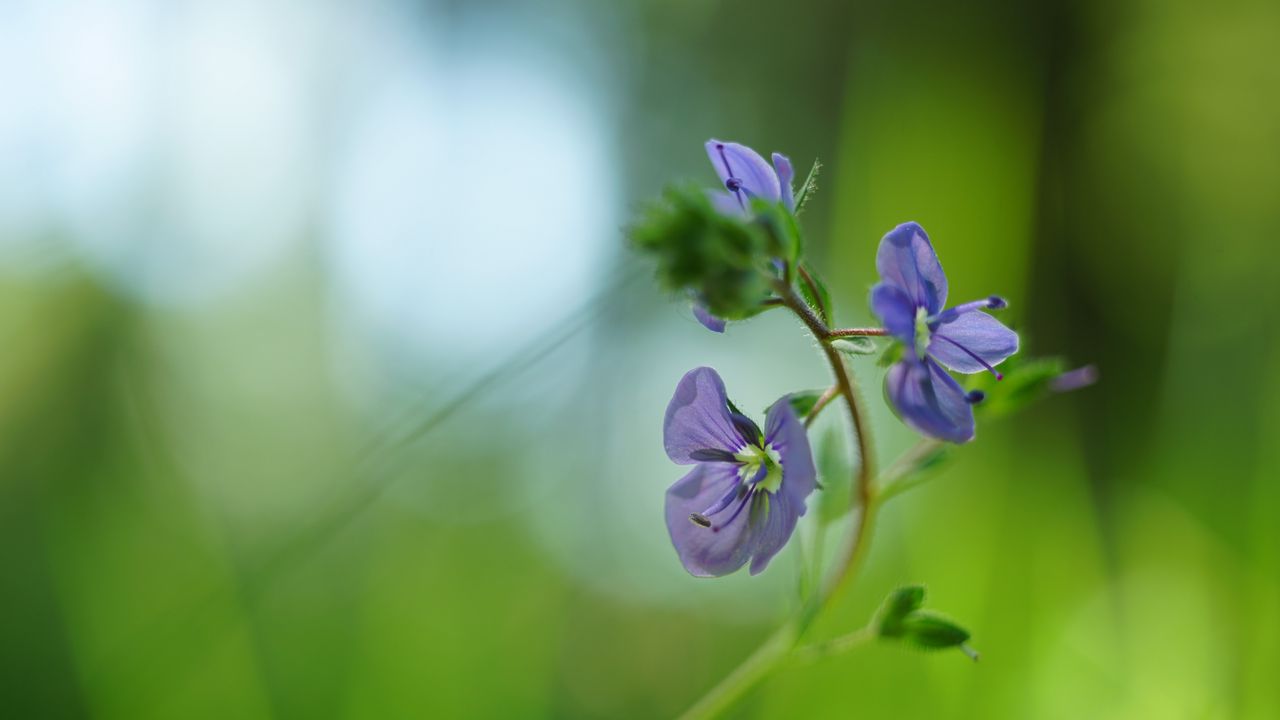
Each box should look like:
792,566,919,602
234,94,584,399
828,327,890,337
803,385,840,428
676,623,798,720
678,281,880,720
792,625,875,664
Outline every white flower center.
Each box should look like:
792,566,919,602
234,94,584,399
914,306,932,359
734,443,784,494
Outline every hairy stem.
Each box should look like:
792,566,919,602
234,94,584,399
803,385,840,428
679,281,880,719
828,327,890,337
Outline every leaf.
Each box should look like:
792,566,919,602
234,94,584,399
831,337,877,356
816,426,852,524
876,585,927,638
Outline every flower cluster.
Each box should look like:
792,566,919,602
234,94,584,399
636,139,1089,579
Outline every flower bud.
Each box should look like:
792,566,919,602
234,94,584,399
629,184,773,319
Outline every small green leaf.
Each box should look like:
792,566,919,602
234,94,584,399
831,337,877,356
901,610,971,650
794,158,821,215
876,585,927,638
816,427,852,524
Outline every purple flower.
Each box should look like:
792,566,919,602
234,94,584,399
705,138,795,215
871,222,1019,443
663,367,816,577
691,139,795,330
691,302,727,333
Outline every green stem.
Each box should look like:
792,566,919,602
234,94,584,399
678,281,880,720
676,623,798,720
828,327,890,338
792,625,875,664
803,385,839,428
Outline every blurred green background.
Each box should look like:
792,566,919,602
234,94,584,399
2,0,1278,717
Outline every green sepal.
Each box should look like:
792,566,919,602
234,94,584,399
876,585,926,638
831,337,877,356
628,183,773,320
900,611,971,650
750,198,803,264
793,158,821,215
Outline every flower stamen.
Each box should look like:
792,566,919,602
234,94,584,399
714,143,748,210
932,335,1004,380
928,296,1008,325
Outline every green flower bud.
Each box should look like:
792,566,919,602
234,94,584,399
628,184,772,319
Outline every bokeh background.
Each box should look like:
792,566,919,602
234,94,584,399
2,0,1278,717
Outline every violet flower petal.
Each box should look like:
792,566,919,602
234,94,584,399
741,398,816,575
928,311,1019,374
870,282,918,347
772,152,795,211
875,222,948,315
692,303,726,333
664,367,750,463
764,397,817,508
704,139,781,203
886,357,975,443
748,491,797,575
665,463,758,577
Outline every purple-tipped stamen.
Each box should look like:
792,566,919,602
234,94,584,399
715,143,748,210
965,389,986,404
932,335,1005,380
930,296,1008,325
